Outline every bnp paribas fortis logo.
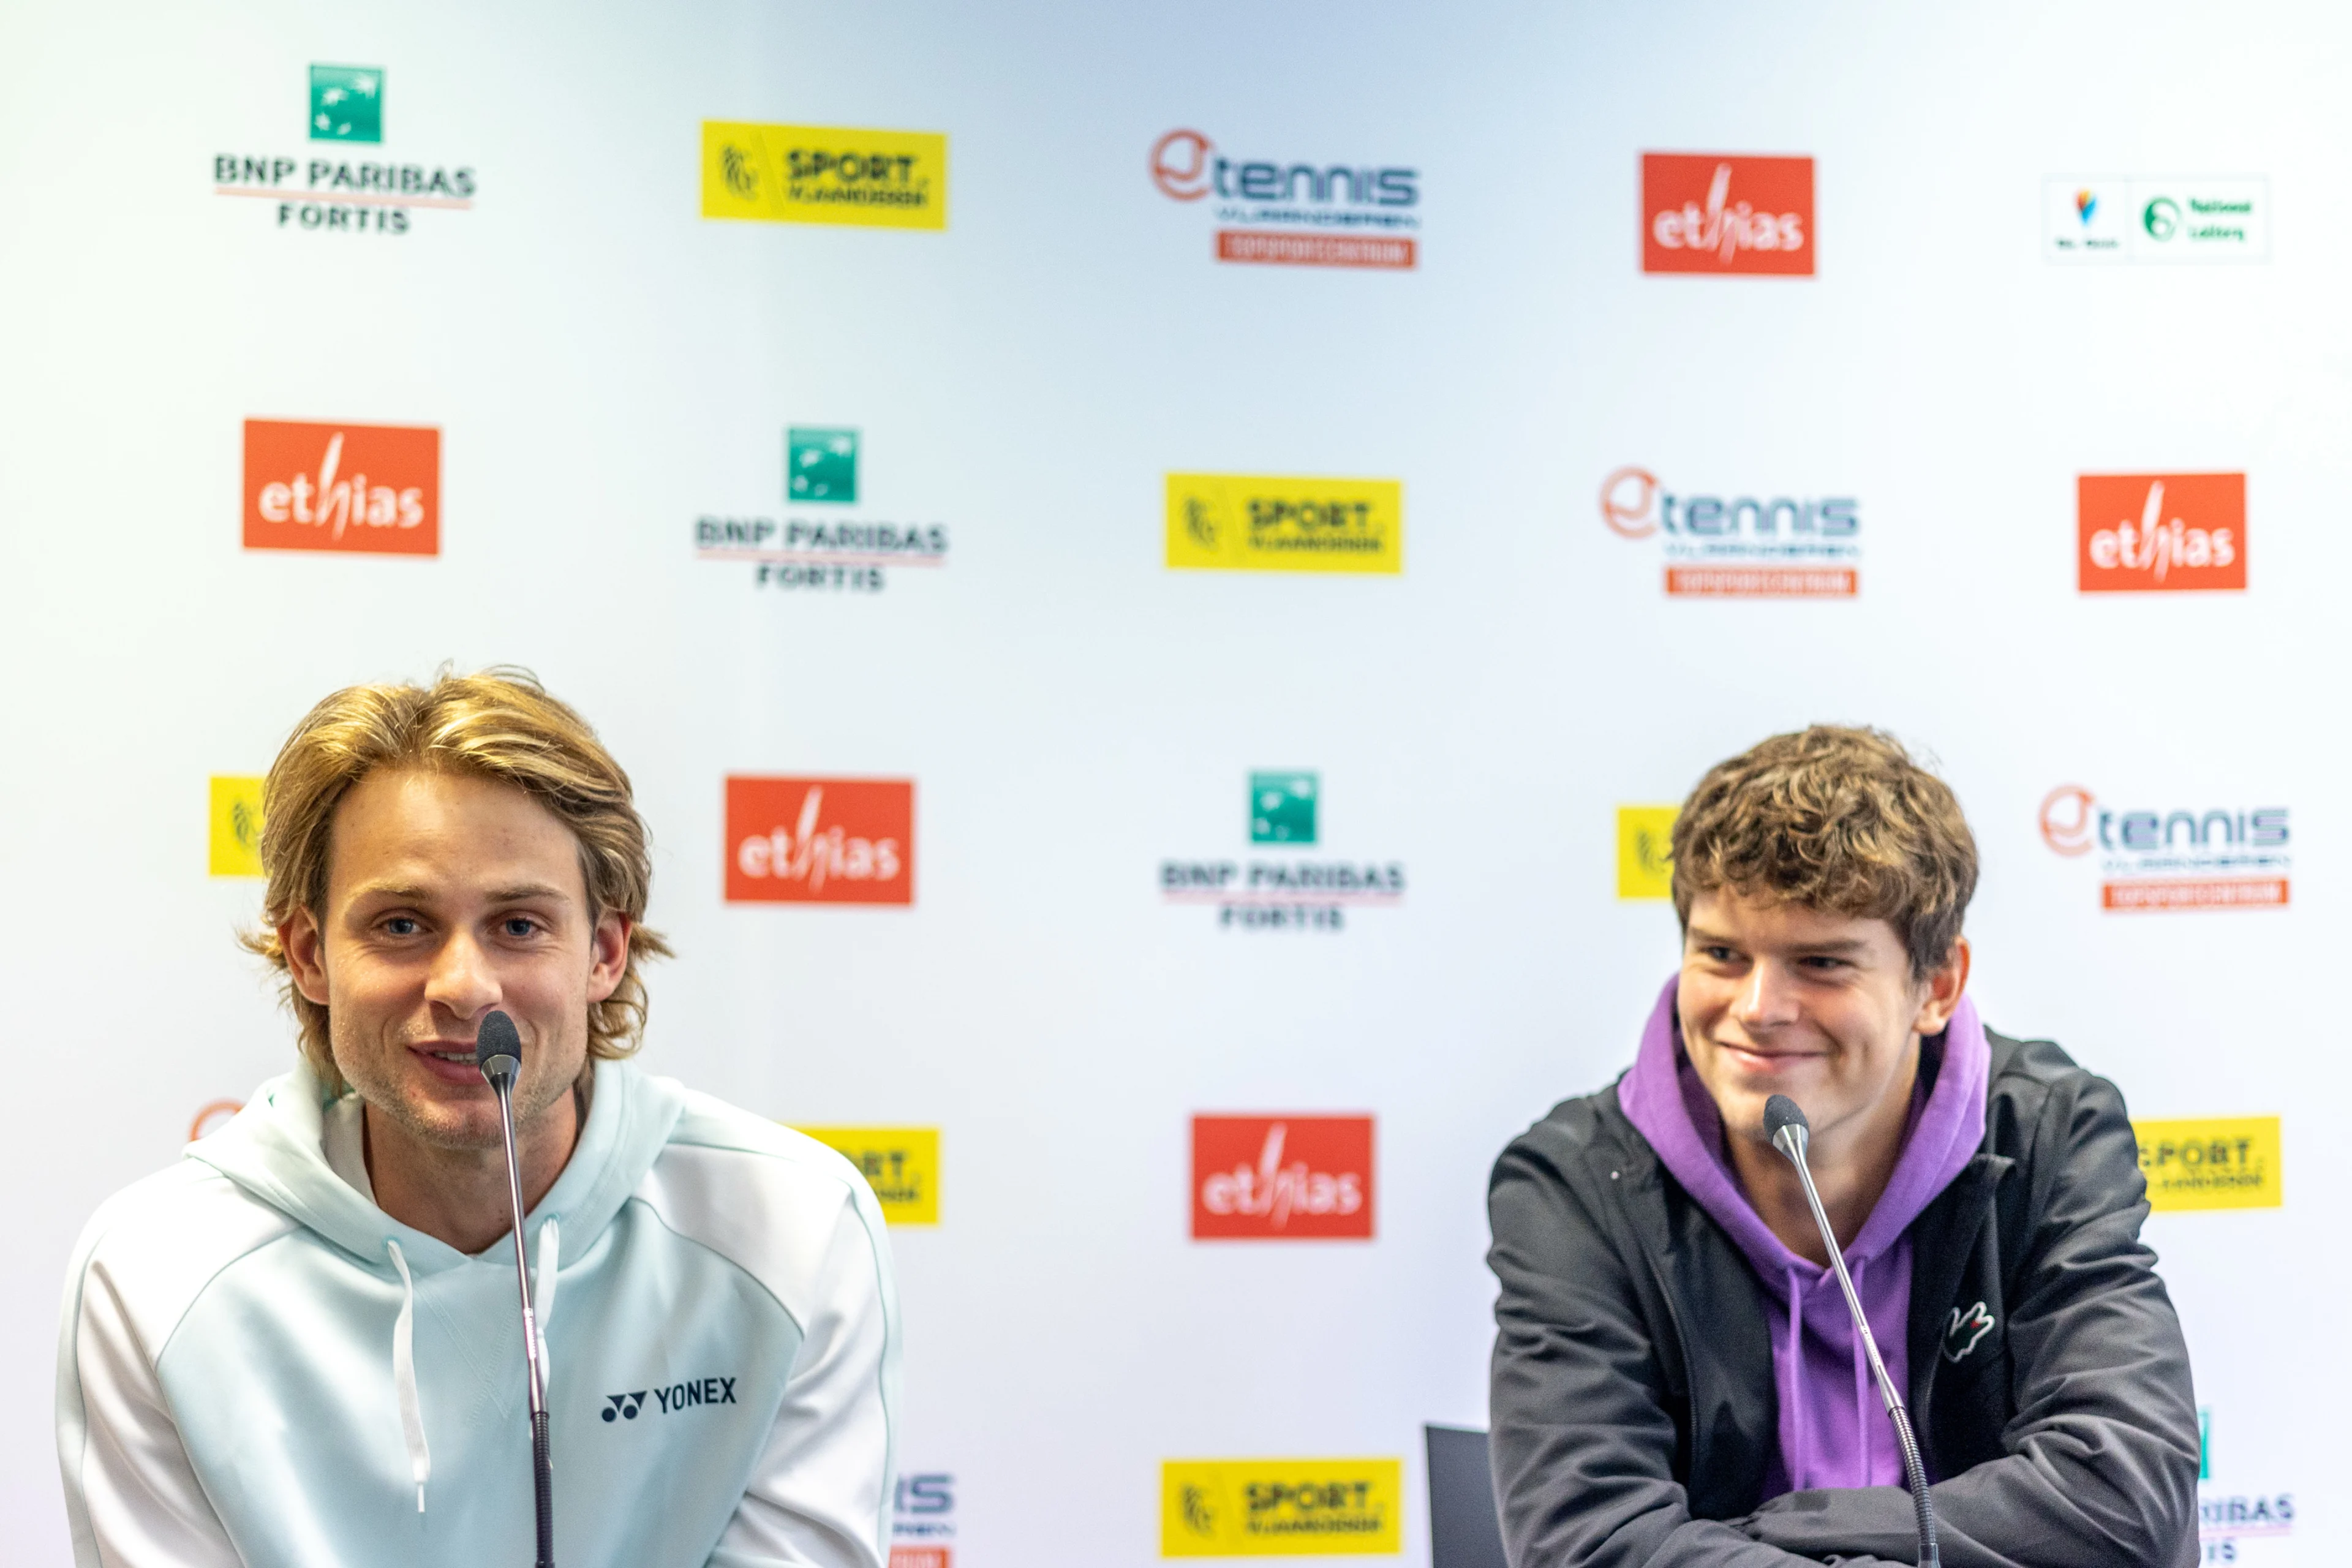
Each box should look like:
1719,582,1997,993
209,777,266,876
1161,1459,1402,1557
1167,475,1403,575
1161,773,1403,932
2134,1117,2282,1212
702,124,948,230
695,428,952,594
796,1127,940,1224
213,64,477,235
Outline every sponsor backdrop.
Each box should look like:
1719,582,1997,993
0,1,2337,1562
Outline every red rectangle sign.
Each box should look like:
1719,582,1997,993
1643,154,1815,275
1215,231,1416,269
243,418,439,555
2103,877,2286,911
1665,566,1855,597
2078,473,2245,592
726,777,914,905
1191,1115,1374,1240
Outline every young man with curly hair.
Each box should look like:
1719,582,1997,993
58,671,899,1568
1488,726,2197,1566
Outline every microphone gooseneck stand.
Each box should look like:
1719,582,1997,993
1763,1094,1940,1568
477,1011,557,1568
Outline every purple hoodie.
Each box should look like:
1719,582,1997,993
1616,974,1988,1498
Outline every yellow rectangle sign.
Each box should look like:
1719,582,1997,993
209,776,266,877
1166,475,1403,575
2134,1117,2282,1212
1616,805,1678,900
796,1126,940,1224
1162,1458,1403,1556
703,123,948,229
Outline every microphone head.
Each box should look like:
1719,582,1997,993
1763,1094,1809,1161
475,1010,522,1086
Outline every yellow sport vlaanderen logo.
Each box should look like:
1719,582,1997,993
702,123,948,230
2134,1117,2282,1212
1166,475,1403,575
794,1126,940,1224
1616,805,1677,900
209,777,266,877
1161,1458,1402,1557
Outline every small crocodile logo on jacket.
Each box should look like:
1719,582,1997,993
1943,1301,1996,1363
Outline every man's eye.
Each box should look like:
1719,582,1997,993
503,918,538,938
1705,946,1738,962
383,918,420,937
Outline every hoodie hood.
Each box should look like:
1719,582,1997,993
191,1056,687,1277
1618,973,1988,1495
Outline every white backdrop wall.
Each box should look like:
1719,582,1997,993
0,1,2338,1562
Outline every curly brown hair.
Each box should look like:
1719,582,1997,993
1670,726,1977,978
239,667,672,1093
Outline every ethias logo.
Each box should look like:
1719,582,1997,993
243,420,438,555
726,778,913,905
1192,1115,1374,1240
2039,785,2286,911
1642,154,1814,276
1601,466,1856,597
2077,473,2245,592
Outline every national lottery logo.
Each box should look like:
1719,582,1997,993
2038,785,2288,911
1600,465,1858,598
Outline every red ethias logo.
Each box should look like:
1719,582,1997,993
725,778,913,905
1642,154,1814,275
2078,474,2245,592
1191,1115,1374,1240
243,419,439,555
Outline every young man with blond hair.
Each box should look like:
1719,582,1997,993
1488,727,2198,1566
58,670,899,1568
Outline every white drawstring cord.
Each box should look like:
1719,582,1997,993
530,1218,562,1390
1849,1256,1872,1487
1783,1265,1806,1488
384,1240,432,1514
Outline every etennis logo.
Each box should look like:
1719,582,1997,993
2077,473,2246,592
1642,153,1814,276
1166,474,1403,574
1149,129,1419,270
702,124,947,230
1601,465,1858,597
795,1128,940,1224
1192,1116,1374,1240
1161,1458,1403,1556
243,420,439,556
2038,785,2288,911
2133,1117,2282,1211
726,778,913,905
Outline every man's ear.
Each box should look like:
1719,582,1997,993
586,911,631,1005
282,908,331,1006
1911,935,1971,1037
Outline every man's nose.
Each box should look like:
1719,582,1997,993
1733,961,1802,1027
423,930,501,1022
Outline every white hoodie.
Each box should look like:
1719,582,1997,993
56,1058,900,1568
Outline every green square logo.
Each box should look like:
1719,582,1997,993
309,65,383,143
1250,771,1318,845
787,428,859,504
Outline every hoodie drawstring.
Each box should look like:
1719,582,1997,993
1849,1256,1872,1487
383,1240,431,1514
1782,1266,1806,1487
530,1218,562,1389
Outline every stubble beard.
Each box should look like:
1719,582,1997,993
331,1011,585,1154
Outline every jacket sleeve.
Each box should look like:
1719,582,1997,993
1738,1070,2201,1567
706,1176,902,1568
1488,1136,1896,1568
58,1211,243,1568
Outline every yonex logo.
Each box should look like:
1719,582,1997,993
603,1377,740,1422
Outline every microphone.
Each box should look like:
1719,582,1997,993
477,1010,556,1568
1763,1094,1939,1568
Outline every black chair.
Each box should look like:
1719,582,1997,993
1425,1425,1508,1568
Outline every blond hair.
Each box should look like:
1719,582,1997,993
1670,726,1977,978
241,668,671,1091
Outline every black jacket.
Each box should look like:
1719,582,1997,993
1487,1031,2199,1566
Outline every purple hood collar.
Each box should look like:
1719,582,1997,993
1616,973,1989,1494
